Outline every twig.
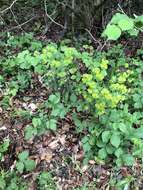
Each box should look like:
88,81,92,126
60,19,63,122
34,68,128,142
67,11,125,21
5,16,36,32
85,28,102,47
118,3,126,15
98,39,108,51
0,0,18,14
10,9,24,32
44,0,65,29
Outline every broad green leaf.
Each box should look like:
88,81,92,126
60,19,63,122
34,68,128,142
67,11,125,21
25,159,36,171
83,142,91,152
98,148,107,159
123,154,135,166
18,151,29,161
106,145,114,154
119,123,127,133
0,177,6,189
24,125,37,140
48,94,60,104
16,162,24,173
32,117,42,127
135,15,143,23
51,104,67,118
46,119,57,131
128,29,139,36
82,136,89,144
0,139,10,152
110,133,121,148
111,13,128,24
116,158,123,167
70,94,77,103
118,18,134,31
115,148,123,158
102,131,110,143
103,24,121,40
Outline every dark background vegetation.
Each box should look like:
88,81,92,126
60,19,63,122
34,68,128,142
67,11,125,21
1,0,143,39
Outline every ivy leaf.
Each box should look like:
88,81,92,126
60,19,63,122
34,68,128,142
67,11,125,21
102,24,121,40
110,133,121,148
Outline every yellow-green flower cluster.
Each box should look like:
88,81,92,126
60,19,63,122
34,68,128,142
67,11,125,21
40,45,81,86
41,45,58,64
81,58,130,115
100,58,109,69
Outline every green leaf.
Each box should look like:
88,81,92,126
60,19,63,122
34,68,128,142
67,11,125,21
115,148,123,158
46,119,57,131
51,104,67,118
118,18,134,31
70,94,77,103
119,123,127,133
16,162,24,173
106,145,114,154
83,142,91,152
32,117,42,127
102,131,111,143
82,136,89,144
111,13,128,24
98,148,107,159
110,133,121,148
128,29,139,36
0,139,10,152
102,24,121,40
25,159,36,171
18,151,29,162
48,94,60,104
24,125,37,140
116,158,123,167
123,154,135,166
0,177,6,189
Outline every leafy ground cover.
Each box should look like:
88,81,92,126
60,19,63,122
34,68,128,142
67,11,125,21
0,31,143,190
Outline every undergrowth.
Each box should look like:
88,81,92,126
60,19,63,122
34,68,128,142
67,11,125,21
0,12,143,190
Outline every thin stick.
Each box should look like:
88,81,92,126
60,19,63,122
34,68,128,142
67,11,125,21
44,0,65,29
85,28,102,47
0,0,18,14
5,16,36,32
